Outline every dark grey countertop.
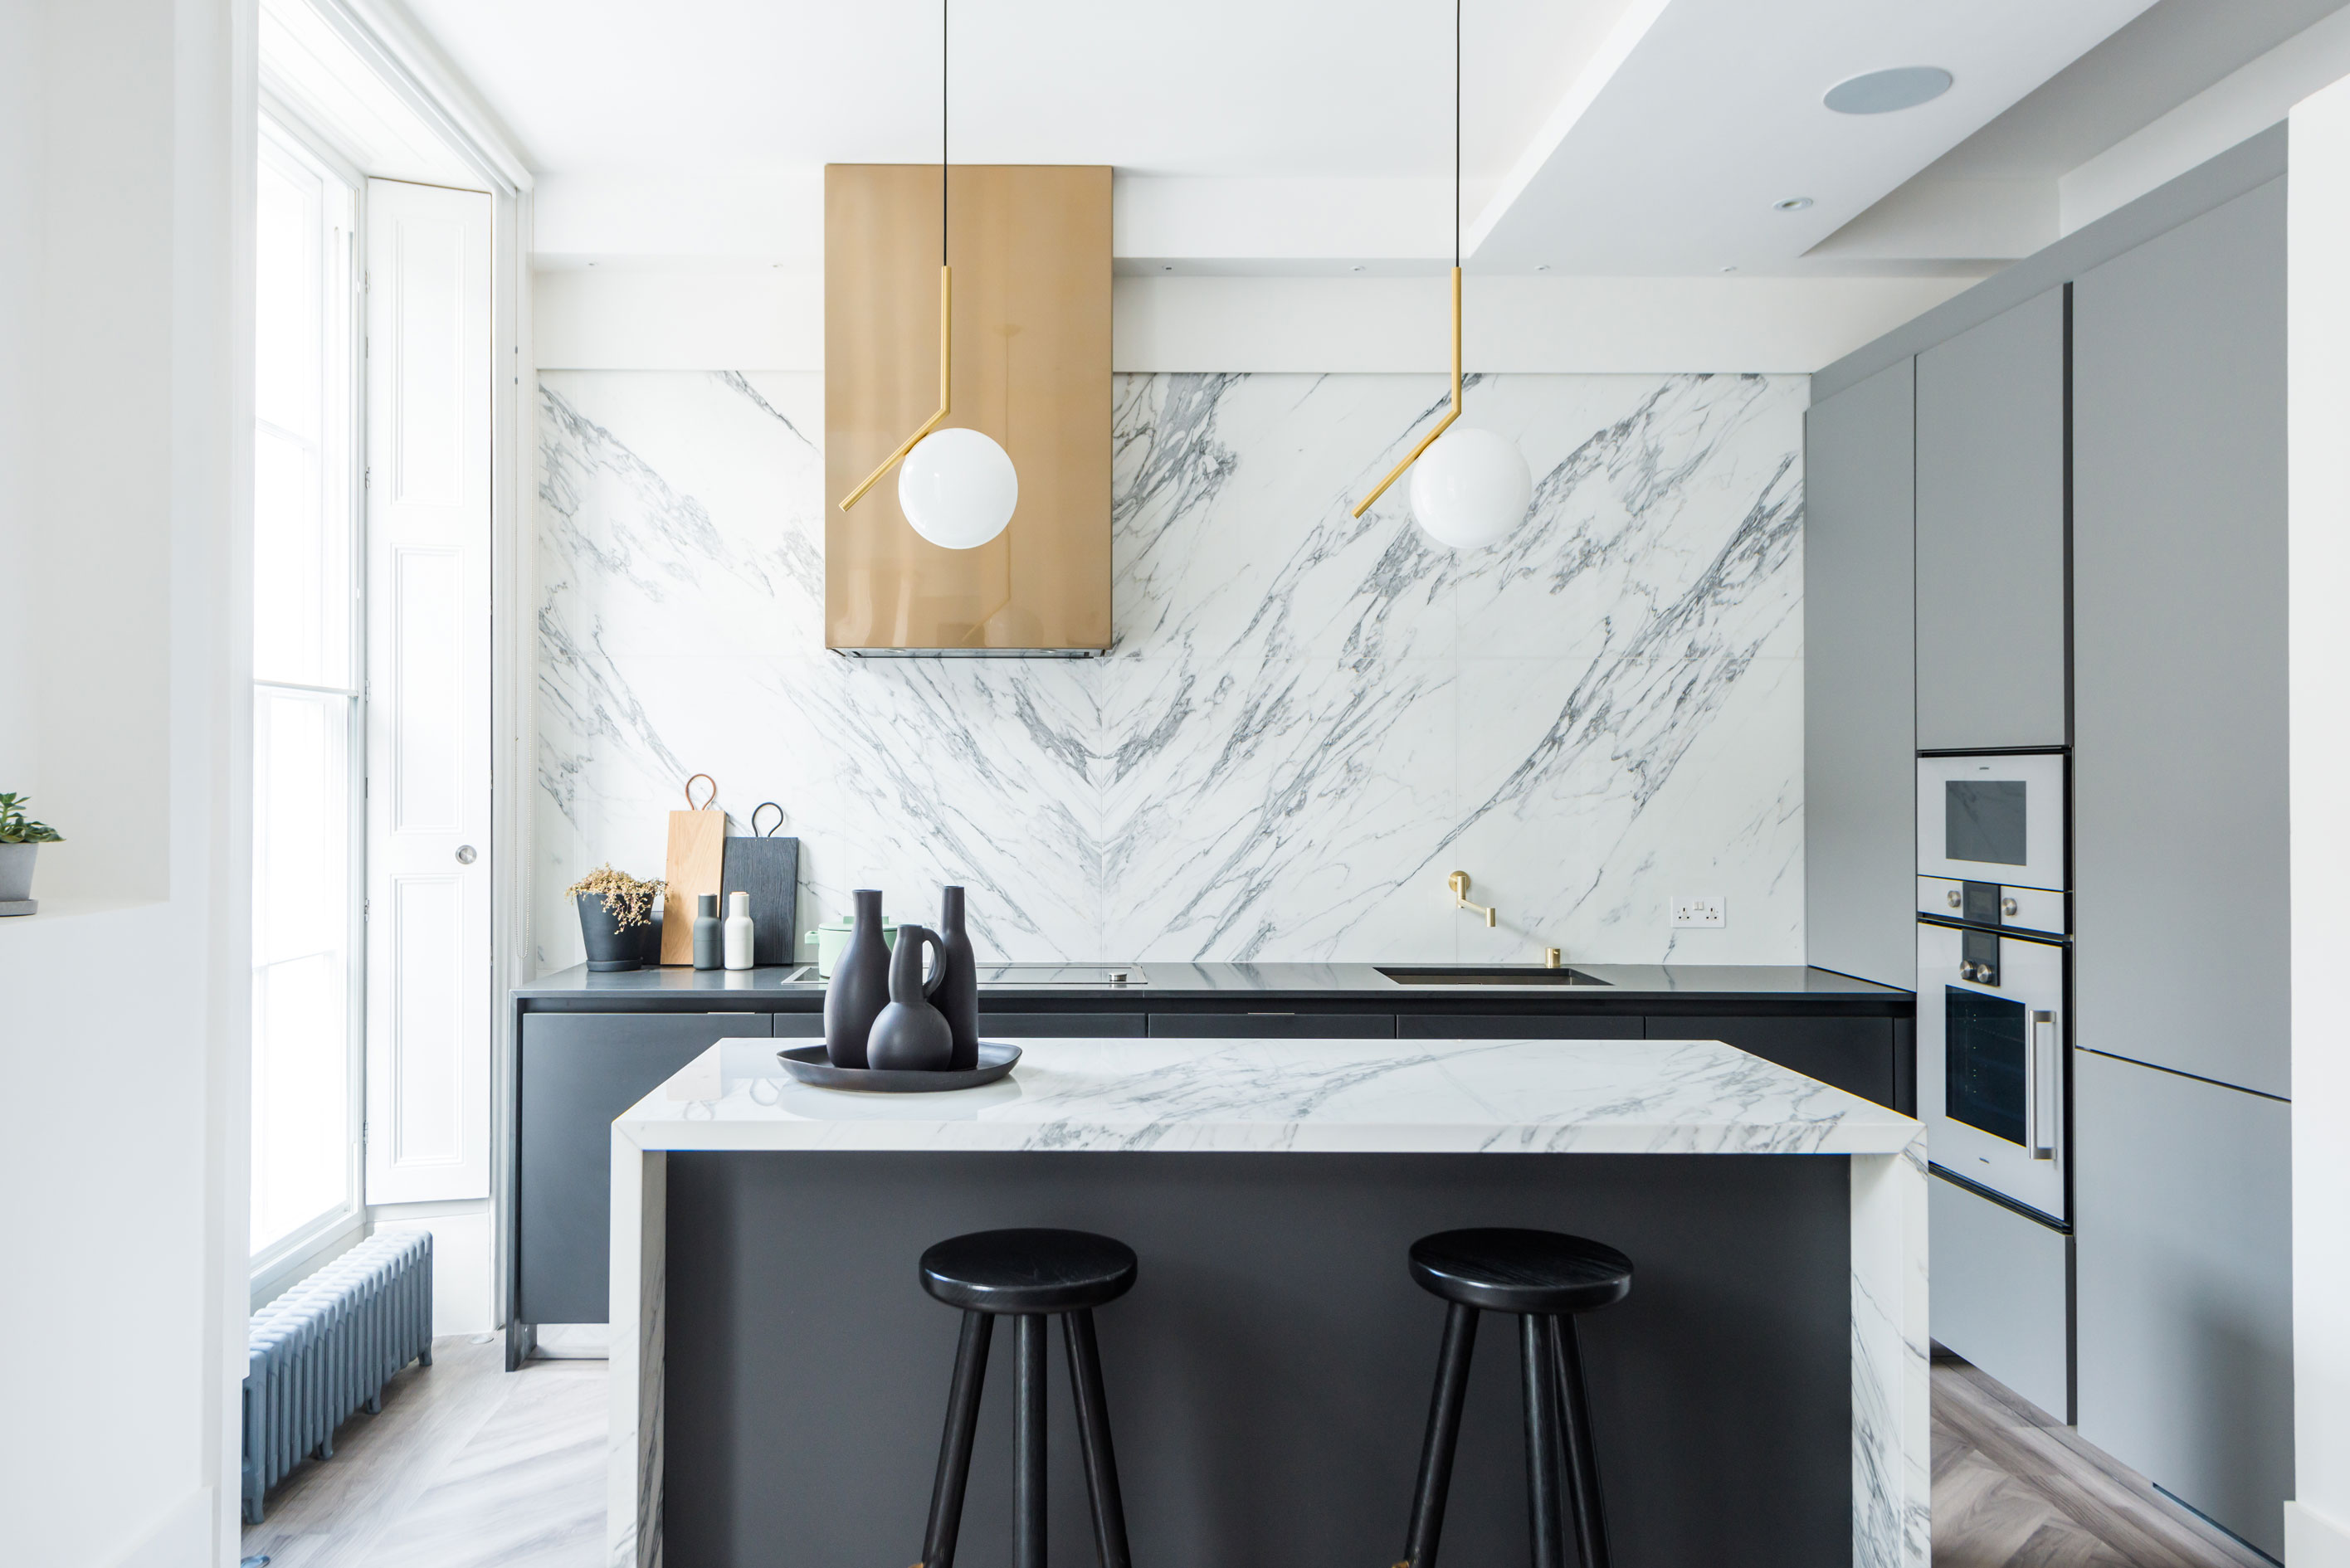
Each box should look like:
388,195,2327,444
514,961,1909,1006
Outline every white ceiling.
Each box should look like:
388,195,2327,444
386,0,2340,275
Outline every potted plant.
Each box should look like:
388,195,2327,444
0,793,61,909
565,864,666,971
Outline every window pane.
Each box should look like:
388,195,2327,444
251,687,353,1252
252,136,349,689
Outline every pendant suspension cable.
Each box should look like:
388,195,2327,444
837,0,956,511
1352,0,1466,519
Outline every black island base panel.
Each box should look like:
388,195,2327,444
661,1149,1853,1568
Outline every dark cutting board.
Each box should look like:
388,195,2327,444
720,835,800,967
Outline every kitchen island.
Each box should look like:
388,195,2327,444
611,1035,1927,1568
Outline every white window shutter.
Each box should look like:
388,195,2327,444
363,178,493,1205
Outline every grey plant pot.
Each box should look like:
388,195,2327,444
0,842,36,902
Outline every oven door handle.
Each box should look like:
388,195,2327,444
2028,1010,2058,1161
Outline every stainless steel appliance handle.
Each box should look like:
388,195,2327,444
2029,1010,2058,1161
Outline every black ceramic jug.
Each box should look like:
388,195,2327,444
934,886,981,1071
867,925,952,1071
824,889,892,1068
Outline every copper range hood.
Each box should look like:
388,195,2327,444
824,163,1111,655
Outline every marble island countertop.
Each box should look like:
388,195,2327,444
618,1034,1920,1155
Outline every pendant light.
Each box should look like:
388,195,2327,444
836,0,1017,548
1352,0,1530,549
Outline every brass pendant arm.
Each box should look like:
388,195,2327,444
1352,266,1464,519
839,265,954,511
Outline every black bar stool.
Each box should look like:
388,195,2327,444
916,1228,1138,1568
1397,1227,1633,1568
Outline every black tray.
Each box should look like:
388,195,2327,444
776,1041,1021,1093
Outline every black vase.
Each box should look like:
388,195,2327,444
577,894,642,972
935,886,981,1071
867,925,952,1071
825,890,893,1068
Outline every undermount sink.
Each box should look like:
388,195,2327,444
1376,965,1611,986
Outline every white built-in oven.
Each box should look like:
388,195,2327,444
1919,751,2070,1225
1918,921,2068,1222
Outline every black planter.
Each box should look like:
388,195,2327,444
578,893,644,972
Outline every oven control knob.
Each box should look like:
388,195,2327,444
1947,889,1962,908
1959,962,1975,981
2001,897,2019,917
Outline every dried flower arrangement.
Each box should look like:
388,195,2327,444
564,864,666,929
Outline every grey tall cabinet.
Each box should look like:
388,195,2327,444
1806,127,2293,1559
1914,287,2070,751
2070,176,2293,1556
1803,359,1914,991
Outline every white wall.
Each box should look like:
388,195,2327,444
0,2,252,1565
2287,68,2350,1568
534,265,1972,376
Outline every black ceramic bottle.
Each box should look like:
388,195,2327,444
690,894,723,971
824,889,892,1068
934,886,981,1071
866,925,952,1071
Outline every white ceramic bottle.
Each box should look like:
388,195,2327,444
723,890,755,971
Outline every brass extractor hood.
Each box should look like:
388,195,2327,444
824,163,1112,655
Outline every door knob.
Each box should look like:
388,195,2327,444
455,845,477,865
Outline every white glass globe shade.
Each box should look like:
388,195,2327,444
1407,426,1531,549
899,426,1017,549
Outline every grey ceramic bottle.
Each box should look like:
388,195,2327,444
866,925,952,1071
690,894,723,971
824,889,892,1068
934,886,981,1071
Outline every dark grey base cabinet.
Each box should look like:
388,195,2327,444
507,989,1909,1367
516,1012,773,1326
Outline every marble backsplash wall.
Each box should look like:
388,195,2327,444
534,369,1805,971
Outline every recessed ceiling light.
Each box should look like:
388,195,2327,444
1535,264,1550,272
1825,66,1953,115
1720,265,1738,273
1351,264,1366,272
1773,197,1814,212
1162,264,1175,271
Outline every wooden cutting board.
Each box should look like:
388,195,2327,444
722,803,801,968
660,774,728,966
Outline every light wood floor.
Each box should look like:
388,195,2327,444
242,1338,2272,1567
1932,1352,2273,1568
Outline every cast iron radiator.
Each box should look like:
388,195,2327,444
241,1230,434,1524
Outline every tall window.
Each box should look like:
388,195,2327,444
251,122,362,1261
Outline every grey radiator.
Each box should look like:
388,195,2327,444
241,1230,434,1524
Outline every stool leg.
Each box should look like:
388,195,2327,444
1520,1313,1567,1568
1062,1309,1132,1568
921,1311,994,1568
1016,1312,1047,1568
1549,1315,1611,1568
1400,1302,1479,1568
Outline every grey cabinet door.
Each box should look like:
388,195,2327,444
2072,178,2288,1097
1653,1015,1899,1111
1914,286,2068,749
1804,358,1917,989
2073,1050,2291,1559
1396,1014,1642,1040
978,1011,1147,1037
517,1011,771,1325
1148,1012,1395,1038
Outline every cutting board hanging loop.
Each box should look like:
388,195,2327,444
751,802,786,839
685,773,719,811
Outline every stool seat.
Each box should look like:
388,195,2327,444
920,1228,1138,1316
1408,1228,1632,1317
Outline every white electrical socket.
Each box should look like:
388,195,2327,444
1673,894,1725,928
